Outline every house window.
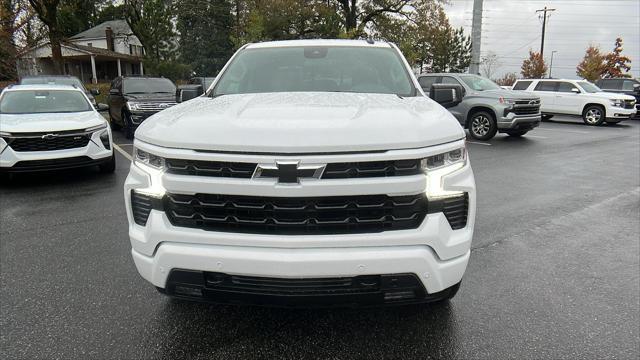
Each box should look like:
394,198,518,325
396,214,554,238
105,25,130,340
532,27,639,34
129,44,144,56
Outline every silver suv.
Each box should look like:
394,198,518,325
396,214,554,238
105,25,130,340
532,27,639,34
418,74,541,140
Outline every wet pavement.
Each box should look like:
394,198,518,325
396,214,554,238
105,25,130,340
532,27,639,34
1,117,638,359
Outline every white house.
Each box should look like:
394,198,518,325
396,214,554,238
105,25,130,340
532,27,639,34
17,20,145,83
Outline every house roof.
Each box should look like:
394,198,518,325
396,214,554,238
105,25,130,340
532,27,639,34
66,42,141,60
70,20,132,39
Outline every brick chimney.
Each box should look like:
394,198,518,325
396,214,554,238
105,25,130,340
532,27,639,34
105,26,114,51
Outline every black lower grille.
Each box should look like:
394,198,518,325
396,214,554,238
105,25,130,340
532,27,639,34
513,106,540,115
7,135,90,151
441,194,469,230
164,193,428,235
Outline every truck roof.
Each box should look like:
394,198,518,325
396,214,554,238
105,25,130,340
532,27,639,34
245,39,392,49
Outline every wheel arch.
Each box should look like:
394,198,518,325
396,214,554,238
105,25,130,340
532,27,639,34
582,103,607,118
465,106,497,128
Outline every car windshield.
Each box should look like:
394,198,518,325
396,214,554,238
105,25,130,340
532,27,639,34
458,75,501,91
124,78,176,94
20,77,88,93
213,46,416,97
0,90,91,114
577,81,601,93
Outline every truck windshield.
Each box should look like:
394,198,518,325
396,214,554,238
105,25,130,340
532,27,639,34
0,90,91,114
213,46,416,97
577,81,601,93
459,75,501,91
124,78,176,94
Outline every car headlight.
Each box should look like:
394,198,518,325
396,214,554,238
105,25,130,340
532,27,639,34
85,123,108,133
127,102,141,111
499,97,516,106
421,147,467,199
134,147,166,170
133,147,166,198
610,99,624,107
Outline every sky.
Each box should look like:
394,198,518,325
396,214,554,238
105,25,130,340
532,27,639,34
443,0,640,79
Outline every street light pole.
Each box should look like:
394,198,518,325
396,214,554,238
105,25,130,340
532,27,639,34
549,50,557,78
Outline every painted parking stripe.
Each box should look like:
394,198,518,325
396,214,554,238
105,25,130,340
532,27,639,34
525,135,548,139
467,141,492,146
113,144,132,161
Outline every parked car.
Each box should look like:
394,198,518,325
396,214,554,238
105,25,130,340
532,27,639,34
595,78,640,117
125,39,476,307
20,75,100,108
0,84,114,177
511,79,637,125
417,73,541,140
107,76,177,139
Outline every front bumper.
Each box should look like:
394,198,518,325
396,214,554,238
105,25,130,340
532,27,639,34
498,113,542,131
125,140,476,303
0,130,113,171
606,106,636,120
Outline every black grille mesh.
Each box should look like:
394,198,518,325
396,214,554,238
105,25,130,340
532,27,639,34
7,135,90,152
441,194,469,230
164,193,428,234
322,159,422,179
166,159,256,178
131,191,154,226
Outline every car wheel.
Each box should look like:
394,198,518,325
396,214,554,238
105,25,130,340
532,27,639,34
99,153,116,173
123,112,134,139
506,129,529,137
468,111,497,140
583,105,605,126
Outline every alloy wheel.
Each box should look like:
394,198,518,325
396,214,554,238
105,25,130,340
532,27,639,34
585,108,602,124
471,115,491,137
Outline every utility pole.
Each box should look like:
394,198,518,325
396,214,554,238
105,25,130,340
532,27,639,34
549,50,557,78
469,0,483,74
535,6,556,59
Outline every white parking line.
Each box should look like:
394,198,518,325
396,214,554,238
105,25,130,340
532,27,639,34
525,135,548,139
536,127,588,134
467,141,492,146
113,144,132,161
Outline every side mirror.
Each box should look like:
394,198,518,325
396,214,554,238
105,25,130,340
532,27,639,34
109,88,120,95
430,84,463,109
90,89,100,96
633,83,640,93
571,88,580,93
96,103,109,112
176,87,200,103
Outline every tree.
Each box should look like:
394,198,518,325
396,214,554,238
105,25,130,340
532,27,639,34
495,72,517,86
480,51,500,79
521,50,547,79
576,45,606,82
56,0,105,37
177,0,234,76
334,0,415,38
1,0,33,80
28,0,64,74
602,37,631,78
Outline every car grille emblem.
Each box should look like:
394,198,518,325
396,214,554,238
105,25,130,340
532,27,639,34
254,161,325,184
41,133,59,140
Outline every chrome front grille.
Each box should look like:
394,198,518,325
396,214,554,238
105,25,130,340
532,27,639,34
134,102,177,112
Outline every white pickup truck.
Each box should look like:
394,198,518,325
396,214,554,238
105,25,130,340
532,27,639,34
124,40,476,307
512,79,637,125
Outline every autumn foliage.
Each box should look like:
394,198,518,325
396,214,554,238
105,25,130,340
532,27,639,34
521,50,548,79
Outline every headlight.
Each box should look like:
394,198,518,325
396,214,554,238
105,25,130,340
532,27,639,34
499,97,516,106
421,147,466,199
0,131,11,137
610,99,624,107
134,147,166,170
85,123,108,133
127,102,141,111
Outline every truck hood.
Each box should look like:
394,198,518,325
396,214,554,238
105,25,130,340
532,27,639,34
590,92,636,100
135,92,465,153
471,89,539,100
0,111,106,133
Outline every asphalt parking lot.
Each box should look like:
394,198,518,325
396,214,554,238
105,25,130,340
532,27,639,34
1,116,638,359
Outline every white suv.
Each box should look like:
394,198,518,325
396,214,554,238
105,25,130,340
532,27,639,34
125,40,476,306
0,84,114,176
512,79,637,125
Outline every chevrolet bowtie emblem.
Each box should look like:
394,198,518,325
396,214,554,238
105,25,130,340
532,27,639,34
254,161,325,184
41,133,59,140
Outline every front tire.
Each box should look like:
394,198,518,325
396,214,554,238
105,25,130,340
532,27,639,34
468,111,497,141
583,105,605,126
99,153,116,173
506,129,529,137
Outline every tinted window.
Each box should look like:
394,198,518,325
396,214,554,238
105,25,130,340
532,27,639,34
597,79,619,90
512,81,532,90
0,90,91,114
441,76,462,86
214,46,415,97
458,75,501,91
534,81,557,91
622,80,638,91
123,78,176,94
557,82,576,93
577,81,600,93
418,76,437,91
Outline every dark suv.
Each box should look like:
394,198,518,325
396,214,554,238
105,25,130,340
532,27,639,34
108,76,177,138
595,78,640,117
